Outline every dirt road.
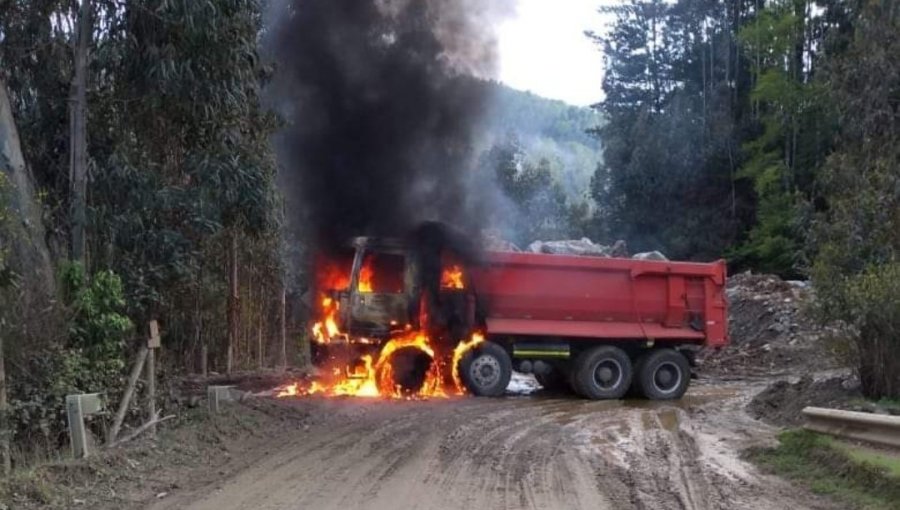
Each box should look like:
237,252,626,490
148,379,838,510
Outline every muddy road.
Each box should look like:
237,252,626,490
149,379,837,510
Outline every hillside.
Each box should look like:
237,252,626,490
482,83,603,202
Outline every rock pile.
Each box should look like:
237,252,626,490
700,272,839,376
483,234,671,261
526,238,629,257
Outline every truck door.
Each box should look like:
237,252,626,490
348,248,410,336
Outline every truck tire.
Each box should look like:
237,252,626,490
572,346,632,400
459,341,512,397
634,349,690,400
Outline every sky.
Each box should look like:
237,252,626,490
497,0,610,107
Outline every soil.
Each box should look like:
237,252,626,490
0,398,311,510
1,272,863,510
134,381,840,510
2,375,849,510
699,272,842,377
747,375,862,426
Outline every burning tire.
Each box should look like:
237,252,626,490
633,349,690,400
458,341,512,397
376,346,436,396
572,346,632,400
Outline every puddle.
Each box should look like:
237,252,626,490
657,408,679,431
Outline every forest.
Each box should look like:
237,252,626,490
0,0,898,473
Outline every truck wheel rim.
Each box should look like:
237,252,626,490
592,359,623,390
470,354,501,388
653,362,682,394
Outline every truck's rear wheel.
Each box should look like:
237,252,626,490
572,346,632,400
634,349,690,400
459,341,512,397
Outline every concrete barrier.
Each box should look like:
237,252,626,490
802,406,900,448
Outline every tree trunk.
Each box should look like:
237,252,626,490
257,301,264,369
69,0,91,263
226,233,239,373
0,328,10,475
196,261,205,375
1,80,59,473
279,284,287,371
0,81,56,297
146,347,156,437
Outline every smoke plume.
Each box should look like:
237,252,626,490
267,0,514,250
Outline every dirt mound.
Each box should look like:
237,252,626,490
747,376,861,426
699,272,840,376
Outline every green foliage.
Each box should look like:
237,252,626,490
590,0,754,260
748,429,900,509
2,0,281,375
484,83,603,202
60,262,132,372
813,263,900,398
8,263,133,446
811,0,900,399
482,136,589,246
732,1,836,276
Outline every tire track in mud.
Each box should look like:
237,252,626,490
148,383,843,510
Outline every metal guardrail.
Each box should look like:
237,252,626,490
802,406,900,448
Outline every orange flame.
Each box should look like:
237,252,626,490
441,265,465,289
358,259,374,293
451,332,484,391
312,296,341,344
276,331,486,399
286,254,483,399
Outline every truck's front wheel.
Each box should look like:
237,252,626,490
572,346,632,400
459,341,512,397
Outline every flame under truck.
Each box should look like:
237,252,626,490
311,236,728,400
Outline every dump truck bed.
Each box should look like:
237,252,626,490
468,252,728,348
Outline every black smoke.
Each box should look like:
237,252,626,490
267,0,514,251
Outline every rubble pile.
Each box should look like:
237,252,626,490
481,231,522,252
700,272,839,376
526,238,630,257
481,232,674,261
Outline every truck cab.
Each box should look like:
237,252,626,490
311,236,473,365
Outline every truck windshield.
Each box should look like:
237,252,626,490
358,252,405,294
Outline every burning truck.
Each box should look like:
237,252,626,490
286,228,728,401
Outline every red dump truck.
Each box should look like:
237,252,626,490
312,236,728,400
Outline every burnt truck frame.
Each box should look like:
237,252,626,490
312,236,729,400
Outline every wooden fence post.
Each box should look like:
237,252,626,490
108,346,148,445
146,320,160,437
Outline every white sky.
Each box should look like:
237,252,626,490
498,0,610,106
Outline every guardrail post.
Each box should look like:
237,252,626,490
66,393,104,458
208,385,237,414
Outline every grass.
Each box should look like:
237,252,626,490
876,397,900,413
747,429,900,510
839,444,900,479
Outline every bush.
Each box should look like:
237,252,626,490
842,264,900,398
814,262,900,399
8,263,133,449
